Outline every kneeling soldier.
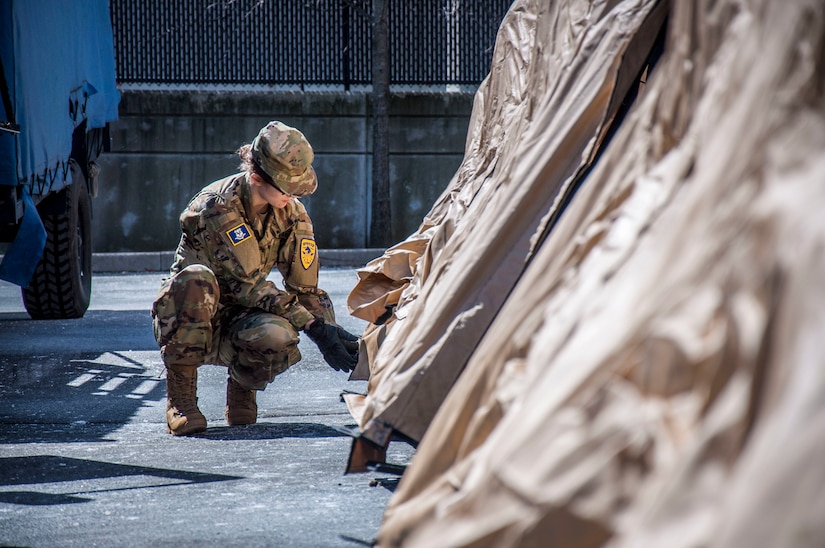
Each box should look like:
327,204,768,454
151,121,359,436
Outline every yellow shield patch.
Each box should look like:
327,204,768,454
300,238,316,269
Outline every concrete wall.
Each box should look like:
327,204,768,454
93,90,475,252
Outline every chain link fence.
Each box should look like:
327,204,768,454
111,0,511,89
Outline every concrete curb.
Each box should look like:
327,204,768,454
90,249,386,273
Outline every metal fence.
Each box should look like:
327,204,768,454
110,0,511,89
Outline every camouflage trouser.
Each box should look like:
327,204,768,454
151,264,301,390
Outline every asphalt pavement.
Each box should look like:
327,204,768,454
0,269,412,547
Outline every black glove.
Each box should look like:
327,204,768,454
335,325,360,356
305,317,359,372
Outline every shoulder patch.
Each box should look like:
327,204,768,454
300,238,317,269
226,223,253,246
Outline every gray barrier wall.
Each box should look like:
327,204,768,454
93,90,475,253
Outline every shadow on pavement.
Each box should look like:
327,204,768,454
339,534,375,546
0,346,165,444
0,307,164,445
0,455,241,506
200,422,351,441
0,310,157,355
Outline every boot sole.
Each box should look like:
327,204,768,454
226,412,257,426
166,415,207,436
166,424,207,436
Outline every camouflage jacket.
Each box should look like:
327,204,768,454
169,173,318,330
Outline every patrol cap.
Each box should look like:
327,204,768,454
251,121,318,197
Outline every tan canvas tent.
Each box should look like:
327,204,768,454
347,0,825,545
346,0,668,452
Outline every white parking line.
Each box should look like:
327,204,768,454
66,369,104,387
95,372,137,393
131,379,159,395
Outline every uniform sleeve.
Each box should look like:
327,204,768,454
275,204,332,323
189,198,315,330
277,203,320,291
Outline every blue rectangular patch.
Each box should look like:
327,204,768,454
226,223,252,246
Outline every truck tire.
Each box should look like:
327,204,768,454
22,164,92,319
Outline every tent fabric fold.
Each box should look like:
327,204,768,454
346,0,667,447
348,0,825,545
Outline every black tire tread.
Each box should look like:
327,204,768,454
22,177,91,319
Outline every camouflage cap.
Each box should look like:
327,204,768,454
251,121,318,197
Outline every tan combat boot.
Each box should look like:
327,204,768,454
165,365,207,436
225,376,257,426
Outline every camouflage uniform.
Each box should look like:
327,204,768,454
151,169,335,391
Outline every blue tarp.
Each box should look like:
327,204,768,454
0,0,119,286
0,0,15,195
0,0,120,193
